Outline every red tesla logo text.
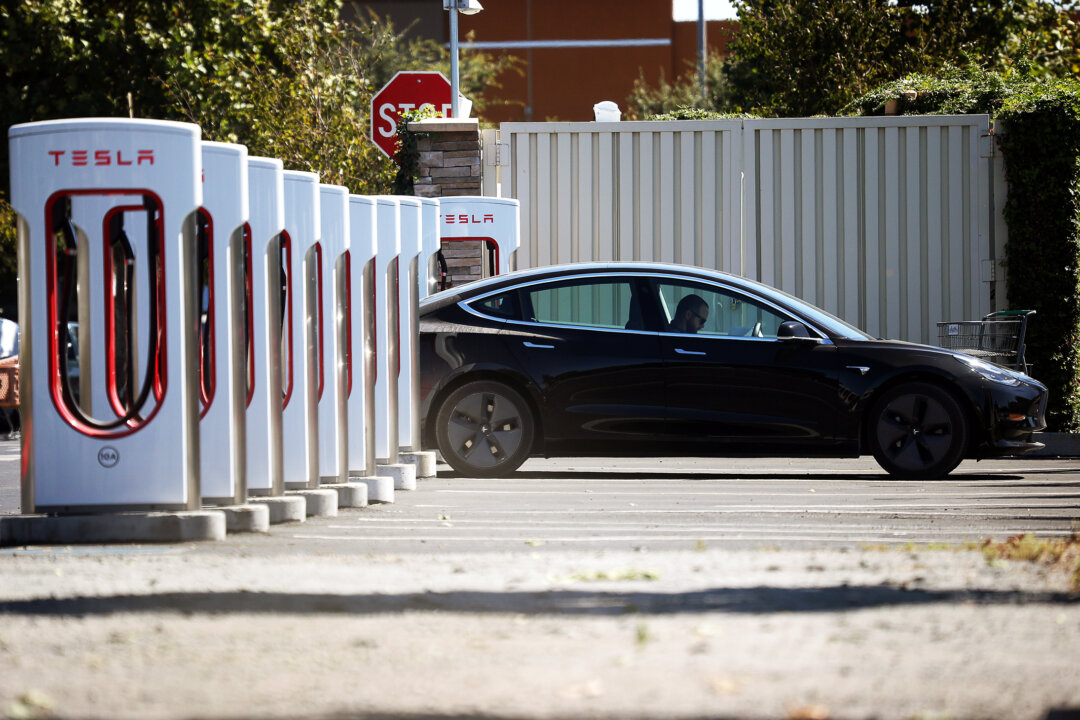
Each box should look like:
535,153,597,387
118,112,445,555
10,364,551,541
443,213,494,225
48,149,155,167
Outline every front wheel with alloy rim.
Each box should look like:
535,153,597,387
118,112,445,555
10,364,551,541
435,380,535,477
869,382,969,479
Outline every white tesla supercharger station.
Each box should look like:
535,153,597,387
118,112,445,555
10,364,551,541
419,198,441,299
395,197,438,481
372,197,414,491
439,196,521,278
198,142,248,506
345,196,390,502
316,184,349,486
398,196,441,480
280,170,321,491
373,197,399,467
9,118,202,513
396,197,422,454
244,157,285,500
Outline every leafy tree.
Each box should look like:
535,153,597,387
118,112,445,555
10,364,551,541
344,10,521,120
899,0,1080,77
0,0,306,184
726,0,908,116
630,0,1080,119
167,7,517,190
166,2,395,193
0,0,342,313
0,0,517,313
626,51,736,120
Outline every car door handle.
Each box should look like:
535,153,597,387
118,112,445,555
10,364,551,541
523,341,555,349
674,348,706,356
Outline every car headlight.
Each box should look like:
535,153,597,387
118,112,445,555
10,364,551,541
953,353,1022,386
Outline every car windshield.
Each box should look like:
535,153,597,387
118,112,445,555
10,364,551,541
732,276,874,340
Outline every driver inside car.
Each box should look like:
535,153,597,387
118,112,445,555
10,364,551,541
667,294,709,334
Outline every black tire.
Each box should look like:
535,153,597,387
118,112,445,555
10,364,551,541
435,380,535,477
869,382,969,479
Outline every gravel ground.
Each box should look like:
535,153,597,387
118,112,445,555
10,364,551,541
1,545,1078,720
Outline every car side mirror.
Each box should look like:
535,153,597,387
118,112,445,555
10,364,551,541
777,321,820,343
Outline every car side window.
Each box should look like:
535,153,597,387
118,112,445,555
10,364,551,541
656,281,790,338
525,279,640,330
469,291,522,321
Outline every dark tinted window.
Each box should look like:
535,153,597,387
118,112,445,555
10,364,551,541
469,291,521,320
526,279,639,330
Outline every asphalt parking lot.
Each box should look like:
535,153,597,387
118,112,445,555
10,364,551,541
2,441,1080,719
4,442,1080,551
280,455,1080,553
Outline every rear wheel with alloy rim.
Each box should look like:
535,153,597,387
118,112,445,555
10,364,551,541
869,382,969,479
435,380,535,477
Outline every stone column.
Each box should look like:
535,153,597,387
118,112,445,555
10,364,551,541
408,117,484,288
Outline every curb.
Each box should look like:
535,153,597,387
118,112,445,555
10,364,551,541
0,511,227,546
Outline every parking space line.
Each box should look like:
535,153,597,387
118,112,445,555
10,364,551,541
288,529,1059,543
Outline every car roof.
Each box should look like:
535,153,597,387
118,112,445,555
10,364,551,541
426,262,756,301
421,261,885,342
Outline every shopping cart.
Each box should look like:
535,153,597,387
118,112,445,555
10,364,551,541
936,309,1035,374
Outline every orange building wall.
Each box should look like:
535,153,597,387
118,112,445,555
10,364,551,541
347,1,740,123
457,0,674,122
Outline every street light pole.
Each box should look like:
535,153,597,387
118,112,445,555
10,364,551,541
445,0,483,119
698,0,707,102
450,5,461,118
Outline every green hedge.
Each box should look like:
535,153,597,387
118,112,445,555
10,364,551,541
847,67,1080,431
998,90,1080,430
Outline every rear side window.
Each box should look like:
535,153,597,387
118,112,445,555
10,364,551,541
469,291,521,320
525,279,639,330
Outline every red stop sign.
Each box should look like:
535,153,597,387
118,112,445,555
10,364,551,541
370,71,454,160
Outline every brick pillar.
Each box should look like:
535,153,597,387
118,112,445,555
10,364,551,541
408,117,485,288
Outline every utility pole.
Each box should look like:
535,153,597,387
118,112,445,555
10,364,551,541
698,0,707,103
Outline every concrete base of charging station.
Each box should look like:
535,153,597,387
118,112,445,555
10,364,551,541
320,482,369,509
0,510,226,546
349,474,394,504
249,496,307,524
287,489,338,518
399,450,438,480
377,463,417,491
207,504,270,534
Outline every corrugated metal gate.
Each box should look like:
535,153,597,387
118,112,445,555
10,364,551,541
482,115,1005,345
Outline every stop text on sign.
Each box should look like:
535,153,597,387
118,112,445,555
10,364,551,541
375,102,454,139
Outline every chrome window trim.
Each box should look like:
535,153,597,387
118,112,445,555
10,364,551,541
458,271,833,344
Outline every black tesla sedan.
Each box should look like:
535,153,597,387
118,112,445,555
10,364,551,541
418,263,1047,479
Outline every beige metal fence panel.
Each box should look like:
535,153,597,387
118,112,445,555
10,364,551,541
742,116,993,344
494,115,996,345
499,120,744,273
